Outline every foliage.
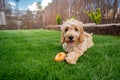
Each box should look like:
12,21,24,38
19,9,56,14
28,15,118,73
68,16,77,20
86,8,102,24
37,2,42,10
23,25,27,30
56,14,62,25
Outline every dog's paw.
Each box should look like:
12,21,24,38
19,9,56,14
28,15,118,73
65,57,76,64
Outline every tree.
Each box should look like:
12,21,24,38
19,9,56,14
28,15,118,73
37,2,42,10
113,0,118,21
14,0,20,10
14,0,20,29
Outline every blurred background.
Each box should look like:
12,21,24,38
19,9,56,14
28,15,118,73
0,0,120,29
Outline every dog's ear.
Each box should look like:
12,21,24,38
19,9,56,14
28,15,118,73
79,25,85,43
61,32,65,44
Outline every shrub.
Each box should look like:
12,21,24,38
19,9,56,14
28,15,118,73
56,14,62,25
86,8,102,24
68,16,77,20
23,25,27,30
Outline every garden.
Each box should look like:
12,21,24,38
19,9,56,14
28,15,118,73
0,30,119,80
0,0,120,80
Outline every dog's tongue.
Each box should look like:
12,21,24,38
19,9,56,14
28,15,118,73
69,41,74,44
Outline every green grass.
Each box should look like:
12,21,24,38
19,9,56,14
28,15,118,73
0,29,120,80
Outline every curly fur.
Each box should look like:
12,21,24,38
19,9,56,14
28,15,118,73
61,19,94,64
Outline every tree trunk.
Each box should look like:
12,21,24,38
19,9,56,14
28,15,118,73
113,0,118,22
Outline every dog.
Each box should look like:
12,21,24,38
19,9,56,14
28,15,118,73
61,19,94,64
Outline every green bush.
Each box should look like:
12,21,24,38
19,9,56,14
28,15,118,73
56,14,62,25
86,8,102,24
23,25,27,30
68,16,77,20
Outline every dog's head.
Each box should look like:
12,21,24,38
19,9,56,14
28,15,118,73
61,19,85,45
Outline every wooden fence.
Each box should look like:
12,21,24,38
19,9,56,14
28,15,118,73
44,0,90,26
43,0,120,26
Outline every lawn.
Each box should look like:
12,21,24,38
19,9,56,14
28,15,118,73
0,29,120,80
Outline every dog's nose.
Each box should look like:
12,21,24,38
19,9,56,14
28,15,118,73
69,36,74,40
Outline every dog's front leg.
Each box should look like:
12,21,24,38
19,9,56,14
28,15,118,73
65,51,83,64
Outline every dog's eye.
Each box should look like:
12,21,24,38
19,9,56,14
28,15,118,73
65,28,68,32
75,28,78,31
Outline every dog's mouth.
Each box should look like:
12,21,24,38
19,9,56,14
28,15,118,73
67,40,74,44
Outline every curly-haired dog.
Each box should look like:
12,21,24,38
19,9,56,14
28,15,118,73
61,19,94,64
